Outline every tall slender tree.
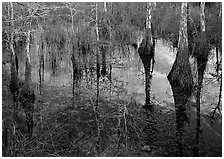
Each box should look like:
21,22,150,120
37,26,45,95
138,2,156,111
9,2,19,120
193,2,209,156
95,2,101,155
8,2,18,155
109,3,112,98
167,2,193,156
18,28,36,138
100,2,108,76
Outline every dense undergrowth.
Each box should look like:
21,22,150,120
2,69,221,157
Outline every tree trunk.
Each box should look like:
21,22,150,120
212,77,222,118
140,54,152,107
167,2,193,156
194,2,209,156
38,55,42,95
216,47,220,81
194,56,207,156
101,45,107,76
71,53,76,97
2,120,9,156
19,30,35,138
41,54,44,88
100,3,109,77
38,42,45,95
108,2,113,99
138,2,156,111
8,2,19,153
95,2,101,155
41,43,45,90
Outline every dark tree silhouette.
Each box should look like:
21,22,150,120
193,2,209,156
100,45,107,76
19,57,35,137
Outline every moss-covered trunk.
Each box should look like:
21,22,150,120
138,5,155,110
167,2,193,156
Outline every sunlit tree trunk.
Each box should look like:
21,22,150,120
167,2,193,156
138,2,156,111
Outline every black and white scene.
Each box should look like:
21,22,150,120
2,2,222,157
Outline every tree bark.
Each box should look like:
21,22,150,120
71,53,76,97
19,30,35,138
138,2,156,111
108,2,113,98
212,77,222,118
194,2,209,156
9,2,20,120
100,2,109,77
95,3,101,155
167,2,193,156
38,46,42,95
101,45,107,76
38,38,45,95
216,47,219,81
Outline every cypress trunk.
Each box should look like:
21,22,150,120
71,54,77,97
42,55,44,87
138,2,156,111
216,48,219,81
167,3,193,156
19,30,35,138
193,3,208,156
194,38,208,156
101,46,107,76
38,48,44,95
95,2,101,155
138,29,154,111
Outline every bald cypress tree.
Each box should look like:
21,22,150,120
138,2,156,111
167,2,193,156
193,2,209,156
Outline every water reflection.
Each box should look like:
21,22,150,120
112,40,176,106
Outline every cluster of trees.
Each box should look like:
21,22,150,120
2,2,222,157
